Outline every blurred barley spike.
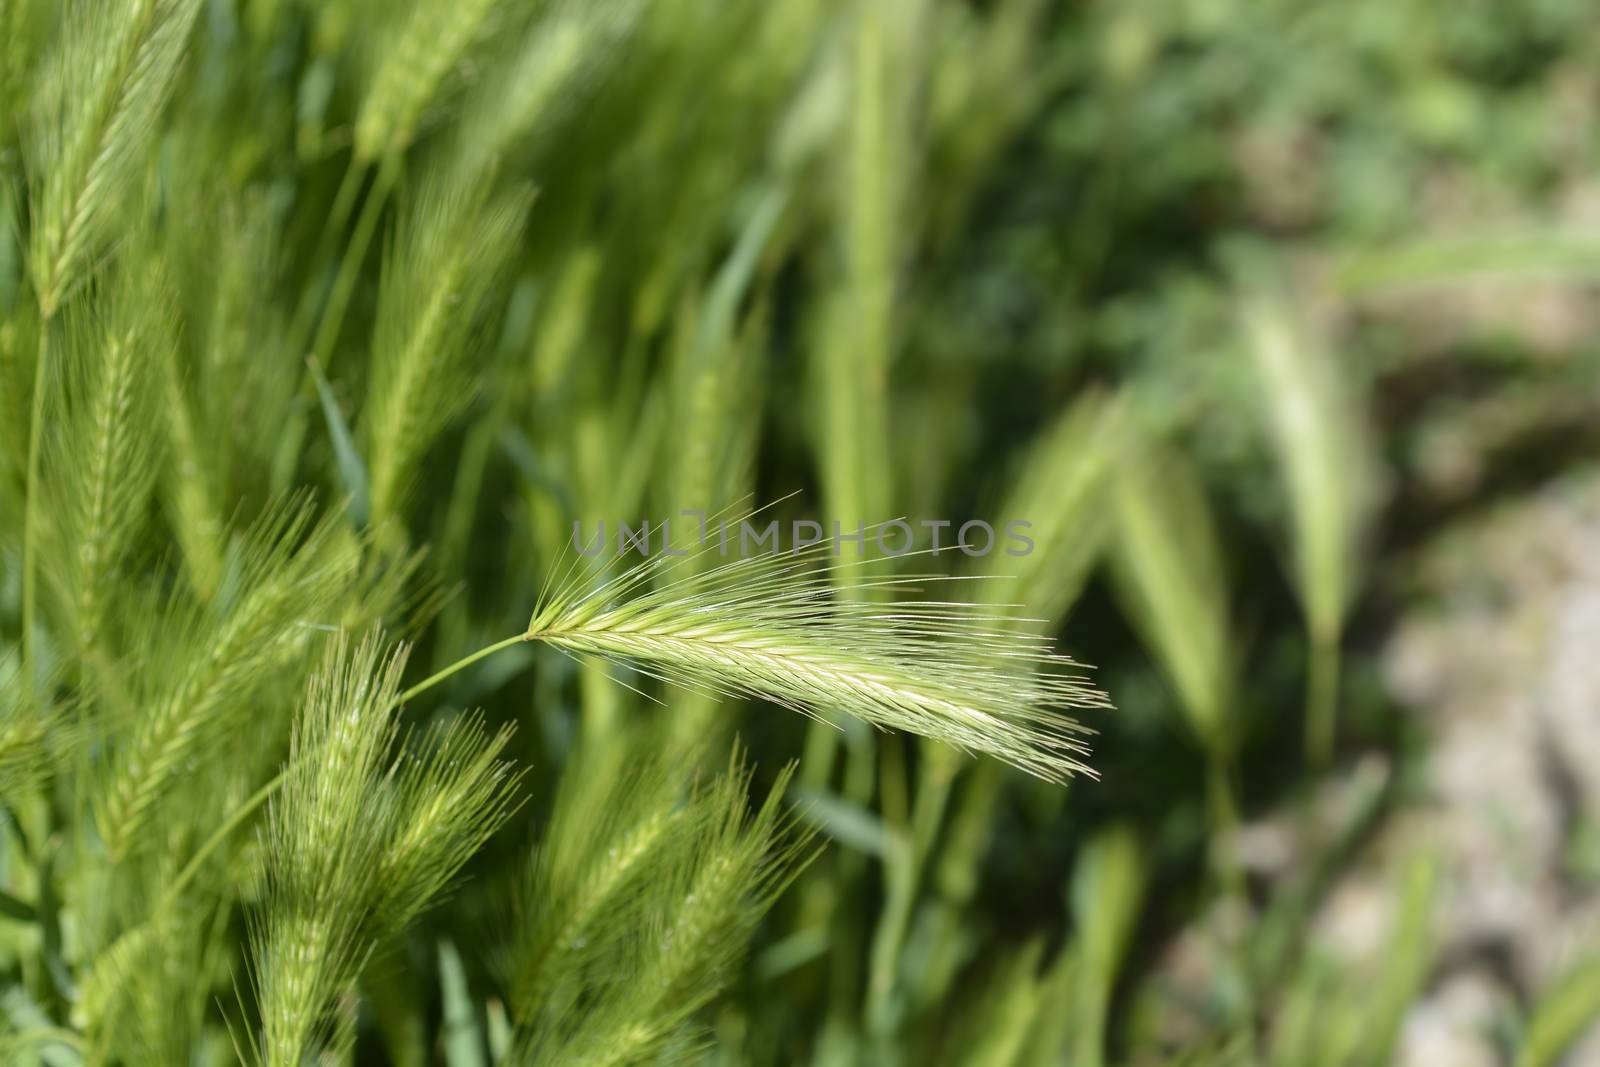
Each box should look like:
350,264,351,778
43,261,171,650
354,0,504,163
93,498,364,858
363,171,531,536
1241,285,1379,769
0,651,61,800
1111,439,1235,756
27,0,202,316
522,517,1108,782
510,743,812,1067
977,389,1130,628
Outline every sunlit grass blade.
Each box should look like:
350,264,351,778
1517,957,1600,1067
1069,823,1145,1067
938,940,1048,1067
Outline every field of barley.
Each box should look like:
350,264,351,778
3,1,1600,1065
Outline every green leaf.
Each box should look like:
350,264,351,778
439,939,486,1067
1069,824,1146,1067
794,787,897,859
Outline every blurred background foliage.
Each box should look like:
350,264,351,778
4,0,1600,1064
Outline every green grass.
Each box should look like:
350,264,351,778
2,1,1600,1065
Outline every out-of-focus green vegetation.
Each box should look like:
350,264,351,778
3,0,1600,1064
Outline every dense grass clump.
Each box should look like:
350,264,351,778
3,1,1600,1065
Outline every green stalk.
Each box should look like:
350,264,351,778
20,321,49,697
1206,751,1245,905
866,830,915,1042
910,744,961,862
156,767,289,913
800,718,842,788
307,152,401,371
864,740,961,1041
1206,748,1259,1040
285,154,371,359
433,407,506,661
1305,636,1340,772
398,633,528,704
272,153,399,495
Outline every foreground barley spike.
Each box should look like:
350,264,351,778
253,630,519,1066
522,515,1108,782
253,633,407,1064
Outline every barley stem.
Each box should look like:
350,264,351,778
1205,751,1244,905
866,829,914,1038
1305,636,1339,772
1205,750,1257,1032
270,154,400,496
20,322,49,697
286,155,371,359
161,767,289,913
398,633,529,704
306,152,400,370
864,739,960,1030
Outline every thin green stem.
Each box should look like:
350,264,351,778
879,734,908,829
1304,635,1340,773
20,321,49,697
159,767,289,913
1206,748,1258,1041
864,739,960,1038
799,717,841,790
1206,751,1245,905
286,154,371,359
909,742,960,865
399,633,528,704
306,151,400,370
866,832,914,1041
